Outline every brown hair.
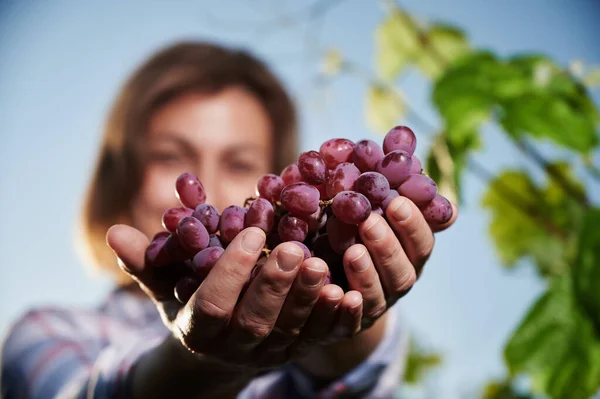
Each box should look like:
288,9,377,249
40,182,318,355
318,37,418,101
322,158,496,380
78,41,298,284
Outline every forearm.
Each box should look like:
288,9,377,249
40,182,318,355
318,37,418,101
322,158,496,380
131,335,256,399
294,312,389,379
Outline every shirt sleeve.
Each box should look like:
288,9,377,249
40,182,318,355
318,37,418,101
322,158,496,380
1,308,165,399
239,304,409,399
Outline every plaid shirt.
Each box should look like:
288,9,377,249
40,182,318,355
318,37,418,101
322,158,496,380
1,287,408,398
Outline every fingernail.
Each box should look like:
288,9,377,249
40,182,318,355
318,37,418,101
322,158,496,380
276,249,302,272
391,197,411,222
364,217,386,241
301,267,325,287
241,230,265,253
350,249,369,272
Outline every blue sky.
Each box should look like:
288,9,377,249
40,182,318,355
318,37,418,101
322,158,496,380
1,1,599,397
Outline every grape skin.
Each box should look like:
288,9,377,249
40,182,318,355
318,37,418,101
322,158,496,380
383,125,417,155
176,173,207,209
319,138,355,170
376,150,412,188
280,163,303,186
256,174,284,202
278,214,308,242
420,194,453,224
326,217,359,254
245,198,275,233
354,172,390,206
397,174,437,204
177,216,210,254
192,246,224,277
352,140,385,173
219,205,247,243
280,182,320,217
325,162,361,199
298,151,327,185
192,204,220,234
162,207,194,233
331,191,371,225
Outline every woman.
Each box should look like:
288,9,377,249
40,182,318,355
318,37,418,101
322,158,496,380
1,41,456,398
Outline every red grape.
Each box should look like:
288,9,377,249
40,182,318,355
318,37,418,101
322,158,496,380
162,207,194,233
354,172,390,206
174,276,201,304
177,216,210,254
145,235,170,267
165,233,193,262
383,126,417,155
319,138,355,170
305,208,327,233
325,162,360,199
280,163,303,186
298,151,327,185
256,174,284,202
352,140,384,173
326,217,359,254
376,150,412,188
381,189,400,212
420,194,453,224
245,198,275,233
192,204,220,234
331,191,371,225
219,205,247,243
208,234,224,248
398,174,437,204
176,173,207,209
410,154,423,174
278,214,308,242
280,182,320,217
192,246,224,277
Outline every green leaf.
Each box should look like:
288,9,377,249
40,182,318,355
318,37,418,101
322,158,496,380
321,48,343,77
365,85,406,134
375,10,421,80
403,338,443,384
415,24,469,79
426,130,480,203
573,208,600,331
504,276,600,399
482,379,535,399
481,166,583,275
500,94,599,152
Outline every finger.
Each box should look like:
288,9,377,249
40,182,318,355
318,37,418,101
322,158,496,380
343,245,387,327
290,284,344,357
177,228,266,349
385,196,435,274
106,224,175,301
327,291,363,341
259,257,328,352
358,213,417,303
430,200,459,233
228,241,304,351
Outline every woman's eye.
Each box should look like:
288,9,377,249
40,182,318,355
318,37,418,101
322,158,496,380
229,161,257,173
148,152,182,163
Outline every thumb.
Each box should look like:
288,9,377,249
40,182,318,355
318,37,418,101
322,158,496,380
106,224,177,301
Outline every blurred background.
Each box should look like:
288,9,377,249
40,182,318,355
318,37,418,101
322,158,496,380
1,1,599,398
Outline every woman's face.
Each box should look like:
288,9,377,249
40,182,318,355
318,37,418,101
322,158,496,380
130,87,274,239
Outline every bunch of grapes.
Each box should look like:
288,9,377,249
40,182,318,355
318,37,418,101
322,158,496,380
144,126,453,304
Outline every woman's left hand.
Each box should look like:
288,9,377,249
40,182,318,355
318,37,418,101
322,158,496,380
319,194,458,339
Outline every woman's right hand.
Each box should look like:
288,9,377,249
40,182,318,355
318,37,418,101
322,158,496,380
106,225,364,374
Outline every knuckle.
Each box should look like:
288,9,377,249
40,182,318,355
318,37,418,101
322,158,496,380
392,269,417,297
193,297,230,326
364,301,387,320
377,242,403,265
415,237,434,263
237,315,273,342
259,271,292,301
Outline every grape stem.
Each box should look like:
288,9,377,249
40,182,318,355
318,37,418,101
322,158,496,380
244,197,258,207
261,248,272,257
